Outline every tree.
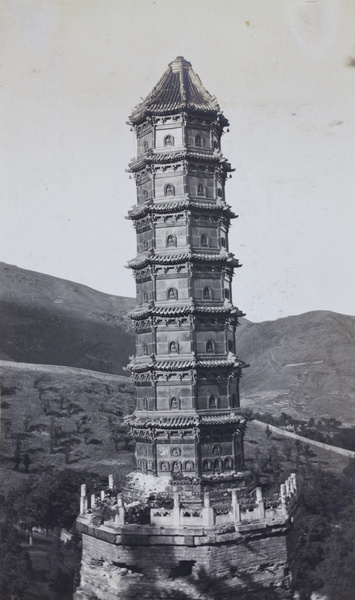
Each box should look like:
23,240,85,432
47,534,82,600
24,452,31,473
0,522,34,599
13,437,22,470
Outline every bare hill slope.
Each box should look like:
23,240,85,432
0,263,135,375
1,263,354,421
0,360,135,480
238,311,355,421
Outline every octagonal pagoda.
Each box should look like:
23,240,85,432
125,56,247,480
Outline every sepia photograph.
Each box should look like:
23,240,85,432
1,1,355,599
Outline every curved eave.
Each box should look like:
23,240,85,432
125,413,246,429
128,304,244,321
127,201,237,221
129,107,229,128
128,356,246,373
128,150,234,173
127,251,240,270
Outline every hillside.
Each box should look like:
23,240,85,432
0,360,135,486
1,263,354,422
238,310,355,421
0,263,135,375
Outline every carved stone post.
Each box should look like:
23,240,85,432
256,487,265,520
173,491,180,527
115,494,125,525
80,484,87,514
202,491,215,526
231,489,241,525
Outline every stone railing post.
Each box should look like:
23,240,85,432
173,491,180,527
231,489,241,525
202,491,214,526
115,494,125,525
291,473,297,496
280,483,287,516
100,490,105,501
80,484,87,514
108,474,114,490
91,494,96,510
256,487,265,520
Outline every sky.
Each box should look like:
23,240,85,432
1,0,355,322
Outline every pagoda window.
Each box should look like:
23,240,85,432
195,134,202,147
165,184,175,196
224,457,232,469
143,189,148,199
164,134,174,146
212,444,221,455
231,393,237,406
206,340,215,354
213,458,222,471
228,339,233,352
142,342,148,355
142,397,148,410
161,461,170,471
166,234,177,247
209,395,218,408
170,396,180,410
197,183,204,196
201,234,208,247
221,237,226,247
143,140,149,152
203,459,212,471
167,287,178,300
217,189,223,198
143,290,148,302
173,461,182,472
213,140,218,149
143,239,148,251
169,340,179,353
171,447,181,456
185,460,194,471
203,286,212,300
224,288,230,300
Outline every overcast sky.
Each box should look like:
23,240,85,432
1,0,355,322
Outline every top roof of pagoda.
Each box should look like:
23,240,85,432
129,56,229,125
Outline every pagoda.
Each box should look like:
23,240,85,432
125,56,247,480
75,58,298,600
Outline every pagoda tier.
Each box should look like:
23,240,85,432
126,57,246,479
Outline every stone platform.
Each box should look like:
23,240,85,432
74,474,297,599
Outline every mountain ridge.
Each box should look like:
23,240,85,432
1,262,354,420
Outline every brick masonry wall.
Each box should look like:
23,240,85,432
76,527,292,599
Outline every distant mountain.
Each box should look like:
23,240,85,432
237,311,355,421
1,263,354,421
0,263,135,375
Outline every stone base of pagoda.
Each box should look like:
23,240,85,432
75,471,298,600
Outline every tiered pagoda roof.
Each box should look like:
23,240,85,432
128,354,246,373
128,302,245,321
128,149,233,173
127,250,240,270
125,413,246,429
129,56,229,126
127,199,237,221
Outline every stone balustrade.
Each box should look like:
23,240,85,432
79,473,298,531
